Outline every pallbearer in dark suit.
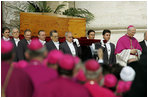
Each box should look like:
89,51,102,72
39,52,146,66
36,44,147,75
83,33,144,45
59,32,80,57
98,29,116,65
139,32,147,58
81,30,97,62
18,29,32,61
2,27,10,41
38,30,46,45
10,28,20,61
45,30,60,52
124,54,147,97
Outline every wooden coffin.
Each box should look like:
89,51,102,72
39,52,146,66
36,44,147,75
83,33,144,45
20,12,86,38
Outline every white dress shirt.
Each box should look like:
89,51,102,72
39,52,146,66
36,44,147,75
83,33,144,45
105,41,111,60
39,39,46,45
3,36,10,41
98,59,104,64
27,40,31,44
14,38,20,46
87,37,96,56
90,43,95,56
66,41,76,56
101,39,111,60
53,41,59,50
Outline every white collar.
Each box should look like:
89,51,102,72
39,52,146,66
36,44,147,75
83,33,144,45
27,40,31,44
66,40,73,44
27,39,31,42
39,39,45,42
52,40,59,44
87,37,95,40
14,38,20,40
3,36,10,41
106,41,110,44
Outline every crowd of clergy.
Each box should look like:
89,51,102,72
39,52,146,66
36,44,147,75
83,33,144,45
1,25,147,97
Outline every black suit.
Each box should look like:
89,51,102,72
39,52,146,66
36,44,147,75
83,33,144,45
81,42,102,62
95,42,116,65
10,38,19,61
139,40,147,57
18,39,29,61
45,40,58,52
81,46,94,62
59,41,80,57
124,54,147,97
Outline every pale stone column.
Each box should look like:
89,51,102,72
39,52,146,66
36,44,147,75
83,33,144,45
2,1,28,30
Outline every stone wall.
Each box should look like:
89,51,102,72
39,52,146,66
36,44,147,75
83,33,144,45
75,1,147,30
75,1,147,44
2,1,28,30
2,1,147,45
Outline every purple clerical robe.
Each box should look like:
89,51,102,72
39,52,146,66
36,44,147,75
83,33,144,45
33,76,91,97
84,81,116,97
115,34,142,54
115,34,142,66
23,60,58,89
1,61,34,97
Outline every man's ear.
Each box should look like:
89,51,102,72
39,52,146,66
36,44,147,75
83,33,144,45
38,35,40,38
50,36,53,40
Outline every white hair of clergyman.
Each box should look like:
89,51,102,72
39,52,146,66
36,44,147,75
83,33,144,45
26,46,47,59
84,67,102,80
128,27,135,31
65,32,72,37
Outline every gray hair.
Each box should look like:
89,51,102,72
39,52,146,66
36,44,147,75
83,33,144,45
74,61,85,71
26,46,47,59
12,27,19,33
84,67,102,80
127,27,136,31
73,61,85,76
65,32,72,37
